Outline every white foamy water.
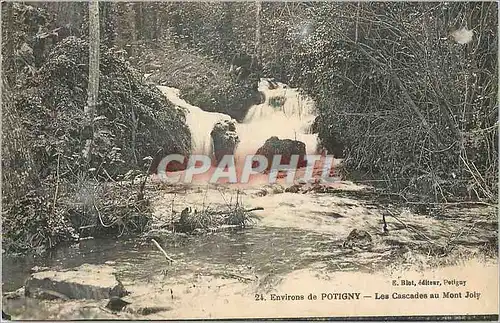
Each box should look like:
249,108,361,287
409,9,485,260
235,79,318,160
157,86,231,156
158,79,319,162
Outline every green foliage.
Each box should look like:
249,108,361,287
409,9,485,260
2,6,191,253
2,2,498,255
62,180,152,240
136,39,261,121
268,96,286,108
115,2,264,121
2,188,78,254
175,203,259,234
155,1,497,201
23,36,191,179
1,3,49,83
259,2,498,201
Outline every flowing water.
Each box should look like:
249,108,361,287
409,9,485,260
158,79,319,163
235,79,319,159
2,227,345,293
157,86,231,156
3,80,497,319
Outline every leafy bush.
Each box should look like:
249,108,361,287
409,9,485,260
20,36,191,179
134,39,262,122
2,188,78,254
258,2,498,201
2,34,191,253
152,1,497,201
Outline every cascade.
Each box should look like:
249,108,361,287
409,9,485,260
158,79,319,165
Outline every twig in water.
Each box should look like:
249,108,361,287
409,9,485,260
95,203,118,228
245,207,264,212
382,213,388,233
152,238,175,263
216,187,231,209
202,184,209,211
171,193,176,213
171,193,176,233
384,209,439,246
224,272,255,282
138,151,158,201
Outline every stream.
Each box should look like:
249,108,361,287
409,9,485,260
2,80,498,319
3,227,349,293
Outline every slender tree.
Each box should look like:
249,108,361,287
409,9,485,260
83,0,100,168
253,0,261,70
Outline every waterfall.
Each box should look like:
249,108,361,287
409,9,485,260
158,79,319,163
157,86,231,156
234,79,318,162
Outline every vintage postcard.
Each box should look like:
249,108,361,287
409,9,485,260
1,1,498,321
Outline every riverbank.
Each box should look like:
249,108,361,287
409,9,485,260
3,255,498,320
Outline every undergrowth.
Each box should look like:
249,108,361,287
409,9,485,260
2,5,191,254
133,39,262,122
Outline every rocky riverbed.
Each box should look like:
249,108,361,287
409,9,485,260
3,181,498,320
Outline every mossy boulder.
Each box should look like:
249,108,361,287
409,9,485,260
211,119,240,165
16,36,191,179
254,136,308,170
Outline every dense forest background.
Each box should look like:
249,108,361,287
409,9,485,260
1,2,498,254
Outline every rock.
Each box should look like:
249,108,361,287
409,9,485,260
310,119,345,158
106,296,131,312
254,91,266,105
264,183,285,194
285,184,301,193
31,288,70,301
255,189,268,197
174,206,196,233
343,229,373,249
25,264,128,300
211,119,240,165
127,305,173,316
150,152,188,173
253,136,308,171
2,310,11,321
267,78,279,90
3,287,24,300
165,158,188,172
31,265,50,273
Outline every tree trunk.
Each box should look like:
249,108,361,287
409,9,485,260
83,0,100,168
100,2,114,47
149,4,159,40
133,3,143,41
253,0,262,71
128,3,137,58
